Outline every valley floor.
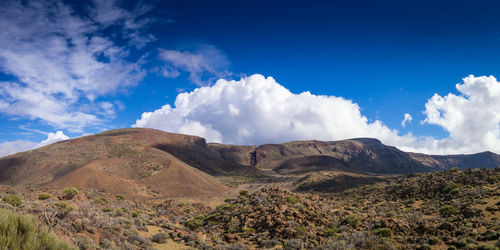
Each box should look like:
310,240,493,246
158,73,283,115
0,168,499,249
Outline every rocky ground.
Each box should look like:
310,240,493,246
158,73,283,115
1,167,499,249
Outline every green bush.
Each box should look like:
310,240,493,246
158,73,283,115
101,207,113,213
449,188,460,195
443,183,459,193
38,193,52,200
186,215,205,231
373,227,392,237
62,188,78,200
52,202,74,218
325,227,339,237
115,194,125,201
485,206,498,212
94,197,107,205
239,190,249,196
287,195,301,204
342,214,361,227
439,205,459,217
2,194,22,207
0,209,75,250
428,236,440,245
476,244,498,250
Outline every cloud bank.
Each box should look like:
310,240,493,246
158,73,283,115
0,131,69,157
0,0,152,132
134,74,500,155
420,75,500,154
134,74,414,146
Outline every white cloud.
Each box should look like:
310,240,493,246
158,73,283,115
134,74,415,146
401,113,412,127
0,130,70,157
0,0,152,132
39,131,70,146
158,45,231,85
133,74,500,155
419,75,500,154
0,140,38,158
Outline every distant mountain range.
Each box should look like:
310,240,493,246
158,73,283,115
1,128,499,197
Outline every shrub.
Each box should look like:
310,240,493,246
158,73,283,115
449,188,460,195
151,232,169,243
2,194,22,207
443,183,459,193
239,190,249,196
52,202,74,218
342,214,361,227
0,209,75,249
62,188,78,200
115,194,125,201
373,227,392,238
476,244,498,250
101,207,112,213
243,227,256,233
239,227,256,237
485,206,498,212
428,236,440,245
325,227,339,237
94,197,107,205
287,195,301,204
439,205,459,217
186,215,204,231
38,193,52,200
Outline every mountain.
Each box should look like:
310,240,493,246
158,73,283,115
0,128,228,198
1,128,499,197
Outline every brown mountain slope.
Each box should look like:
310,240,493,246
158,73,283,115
0,128,228,198
1,128,499,197
248,138,430,174
408,151,500,170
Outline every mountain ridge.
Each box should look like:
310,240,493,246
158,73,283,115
1,128,499,198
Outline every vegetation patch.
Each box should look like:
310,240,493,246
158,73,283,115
439,205,459,217
0,209,75,250
38,193,52,200
62,188,78,200
287,195,301,204
2,194,22,207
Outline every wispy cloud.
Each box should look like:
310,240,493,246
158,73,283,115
401,113,412,127
0,0,154,132
158,45,232,85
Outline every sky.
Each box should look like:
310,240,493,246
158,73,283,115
1,0,500,156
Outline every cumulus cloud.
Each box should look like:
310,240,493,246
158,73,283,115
39,131,70,146
158,45,231,85
0,130,69,157
134,74,415,146
0,0,153,132
401,113,413,127
419,75,500,154
133,74,500,155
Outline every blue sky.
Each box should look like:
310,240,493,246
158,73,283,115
1,0,500,156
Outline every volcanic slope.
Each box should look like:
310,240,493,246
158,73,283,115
207,138,500,175
1,128,499,197
0,128,228,198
